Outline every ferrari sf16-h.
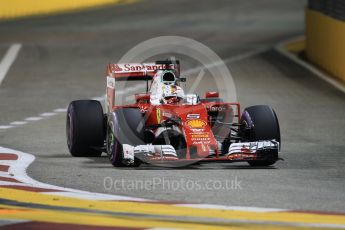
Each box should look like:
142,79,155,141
66,60,280,167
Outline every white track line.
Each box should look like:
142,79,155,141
0,146,147,201
40,112,56,117
0,44,22,86
24,117,43,121
53,108,67,113
9,121,27,125
276,38,345,94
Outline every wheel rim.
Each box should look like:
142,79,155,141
108,133,114,154
107,125,116,162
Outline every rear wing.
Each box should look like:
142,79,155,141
106,60,180,112
106,60,180,81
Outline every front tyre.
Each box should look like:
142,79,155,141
66,100,105,157
107,108,144,167
107,125,126,167
240,105,280,166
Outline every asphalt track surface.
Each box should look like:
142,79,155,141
1,0,345,213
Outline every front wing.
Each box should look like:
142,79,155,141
121,140,279,165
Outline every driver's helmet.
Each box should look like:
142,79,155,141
162,85,184,104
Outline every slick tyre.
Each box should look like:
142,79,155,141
240,105,280,166
66,100,105,157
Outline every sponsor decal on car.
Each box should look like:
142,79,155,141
191,133,209,138
192,138,210,141
191,133,211,142
192,140,211,144
190,128,205,133
186,119,206,129
112,64,123,72
186,114,200,119
156,108,161,124
112,63,177,73
207,106,226,112
227,153,256,160
106,76,115,89
138,104,149,113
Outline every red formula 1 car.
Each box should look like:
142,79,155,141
66,60,280,167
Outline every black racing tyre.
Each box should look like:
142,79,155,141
240,105,280,166
108,132,125,167
66,100,105,157
108,108,145,167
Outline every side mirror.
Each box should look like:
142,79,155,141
180,77,186,82
135,94,150,103
205,91,219,98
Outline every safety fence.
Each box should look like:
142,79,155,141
306,0,345,82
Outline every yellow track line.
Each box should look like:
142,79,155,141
0,204,328,230
0,187,344,228
0,204,227,230
283,39,305,54
0,0,137,20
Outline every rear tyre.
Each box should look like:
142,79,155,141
240,105,280,166
108,108,145,167
66,100,105,157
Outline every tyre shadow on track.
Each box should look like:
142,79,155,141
130,165,277,170
82,157,278,170
42,155,278,170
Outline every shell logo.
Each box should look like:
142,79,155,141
186,119,206,128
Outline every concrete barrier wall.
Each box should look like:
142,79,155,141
306,8,345,83
0,0,131,20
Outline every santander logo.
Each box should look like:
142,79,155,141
112,63,176,73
